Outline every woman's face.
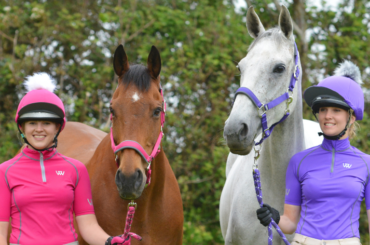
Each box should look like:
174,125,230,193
318,107,355,140
22,121,60,150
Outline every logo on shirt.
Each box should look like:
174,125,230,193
56,171,65,176
343,163,352,169
286,189,290,195
87,199,93,206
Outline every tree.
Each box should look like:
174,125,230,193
1,0,370,244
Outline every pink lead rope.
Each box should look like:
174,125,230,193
110,203,143,244
109,87,166,244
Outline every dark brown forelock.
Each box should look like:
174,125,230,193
122,64,152,92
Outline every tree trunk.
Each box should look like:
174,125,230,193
293,0,308,89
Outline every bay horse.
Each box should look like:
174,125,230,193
57,45,183,244
220,6,321,245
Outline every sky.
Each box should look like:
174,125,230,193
231,0,370,88
234,0,343,12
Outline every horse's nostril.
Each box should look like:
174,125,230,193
116,169,125,188
134,169,140,178
240,123,248,137
134,169,143,189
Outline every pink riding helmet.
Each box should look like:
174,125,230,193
15,73,66,130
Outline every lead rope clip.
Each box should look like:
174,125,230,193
120,201,142,244
253,145,261,172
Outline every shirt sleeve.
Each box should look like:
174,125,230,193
73,163,95,216
285,155,302,206
365,174,370,210
0,167,11,221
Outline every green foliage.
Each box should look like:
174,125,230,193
352,112,370,244
1,0,370,244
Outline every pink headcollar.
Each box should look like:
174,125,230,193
110,87,166,186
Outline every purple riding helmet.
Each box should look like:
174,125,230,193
304,60,364,140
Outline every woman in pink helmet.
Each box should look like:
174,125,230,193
256,61,369,244
0,73,129,245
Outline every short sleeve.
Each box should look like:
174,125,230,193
73,164,95,216
0,167,11,221
285,156,302,206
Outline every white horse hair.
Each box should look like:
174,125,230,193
220,6,321,245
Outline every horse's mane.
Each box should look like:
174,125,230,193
248,27,294,51
122,64,151,92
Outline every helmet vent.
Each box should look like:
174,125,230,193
24,72,57,93
334,60,362,84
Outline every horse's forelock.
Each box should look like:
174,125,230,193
247,27,294,52
121,64,152,92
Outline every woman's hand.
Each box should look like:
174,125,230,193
256,204,280,226
256,204,300,234
106,233,142,245
105,236,130,245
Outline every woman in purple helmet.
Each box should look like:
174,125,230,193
0,73,132,245
256,61,369,245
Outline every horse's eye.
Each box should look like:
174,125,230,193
109,107,115,116
273,64,286,73
153,107,162,117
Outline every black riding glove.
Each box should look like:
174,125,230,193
256,204,280,226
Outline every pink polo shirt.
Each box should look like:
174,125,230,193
0,146,95,245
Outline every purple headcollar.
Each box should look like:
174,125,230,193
234,42,300,145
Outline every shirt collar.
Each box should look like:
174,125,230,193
22,145,57,160
322,137,351,151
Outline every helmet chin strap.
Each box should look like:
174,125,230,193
315,110,353,140
17,121,63,152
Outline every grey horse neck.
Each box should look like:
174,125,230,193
259,66,305,202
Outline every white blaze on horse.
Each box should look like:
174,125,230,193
220,6,321,245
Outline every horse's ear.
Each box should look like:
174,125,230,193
113,45,129,77
147,46,161,79
246,6,265,39
279,5,293,39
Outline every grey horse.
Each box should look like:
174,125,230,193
220,6,321,245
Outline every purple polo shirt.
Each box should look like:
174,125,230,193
285,137,370,239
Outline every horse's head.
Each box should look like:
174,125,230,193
224,6,301,155
111,45,163,199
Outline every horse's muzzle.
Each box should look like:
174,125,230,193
224,122,253,155
115,169,145,200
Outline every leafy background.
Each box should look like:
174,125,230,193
0,0,370,244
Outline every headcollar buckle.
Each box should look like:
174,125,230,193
258,105,266,118
293,65,298,79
